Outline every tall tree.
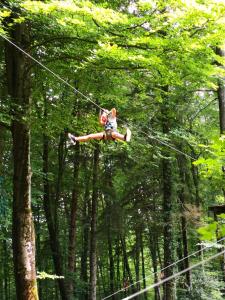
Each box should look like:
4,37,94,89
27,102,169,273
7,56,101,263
161,98,175,300
216,47,225,134
67,143,80,297
4,15,39,300
42,96,69,300
89,144,100,300
80,158,91,300
1,1,225,299
177,153,191,288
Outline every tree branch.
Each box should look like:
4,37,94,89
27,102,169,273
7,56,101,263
189,97,217,122
0,121,11,130
29,36,97,50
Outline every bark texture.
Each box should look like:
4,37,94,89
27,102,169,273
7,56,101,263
5,20,39,299
68,144,80,297
42,101,69,300
216,47,225,134
161,98,174,300
89,145,100,300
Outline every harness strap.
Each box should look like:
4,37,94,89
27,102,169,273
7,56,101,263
104,121,114,131
103,129,116,141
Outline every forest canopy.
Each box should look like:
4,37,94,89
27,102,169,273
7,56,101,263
1,0,225,299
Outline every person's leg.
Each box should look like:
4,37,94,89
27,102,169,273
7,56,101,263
77,132,104,142
69,132,104,143
111,131,125,141
111,128,131,142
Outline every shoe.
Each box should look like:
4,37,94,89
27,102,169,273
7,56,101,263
125,128,131,142
68,133,76,145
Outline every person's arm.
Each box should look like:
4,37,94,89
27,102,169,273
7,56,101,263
111,108,117,117
99,109,108,125
99,110,103,124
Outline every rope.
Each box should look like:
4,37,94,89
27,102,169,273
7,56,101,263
101,237,225,300
133,126,195,160
0,32,195,160
0,34,104,111
122,248,225,300
1,5,221,300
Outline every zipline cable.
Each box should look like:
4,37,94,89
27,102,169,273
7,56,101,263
122,248,225,300
0,33,103,111
144,131,195,160
0,32,195,160
123,122,195,160
1,5,220,299
102,237,225,300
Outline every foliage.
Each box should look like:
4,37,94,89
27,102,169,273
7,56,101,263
37,271,64,280
198,213,225,241
1,0,225,299
194,135,225,184
177,270,224,300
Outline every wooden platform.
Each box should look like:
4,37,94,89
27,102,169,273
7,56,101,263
209,205,225,215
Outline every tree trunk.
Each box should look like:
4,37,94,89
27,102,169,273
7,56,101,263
162,156,174,300
115,237,121,290
0,126,5,174
3,239,9,300
103,159,115,298
161,99,174,300
120,236,136,294
134,227,141,292
80,178,90,300
107,218,115,299
55,132,66,228
190,153,201,208
80,157,91,300
0,123,8,300
5,19,39,299
140,232,147,300
216,47,225,134
215,47,225,280
89,145,100,300
177,154,191,288
148,227,161,300
67,144,80,298
42,101,68,300
181,215,191,284
98,258,107,296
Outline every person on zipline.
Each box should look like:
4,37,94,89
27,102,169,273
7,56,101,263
68,108,131,144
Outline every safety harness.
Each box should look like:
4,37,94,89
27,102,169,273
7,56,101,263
101,112,117,140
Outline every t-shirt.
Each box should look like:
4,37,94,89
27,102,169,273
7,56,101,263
106,113,117,130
